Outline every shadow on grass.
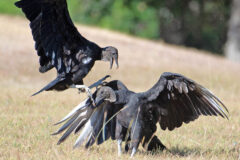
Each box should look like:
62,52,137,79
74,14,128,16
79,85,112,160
167,146,205,157
142,145,211,157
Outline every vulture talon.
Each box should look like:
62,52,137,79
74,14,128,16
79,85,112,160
75,85,96,106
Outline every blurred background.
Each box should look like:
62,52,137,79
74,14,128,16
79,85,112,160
1,0,240,61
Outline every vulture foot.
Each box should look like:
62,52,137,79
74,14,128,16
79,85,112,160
75,85,96,106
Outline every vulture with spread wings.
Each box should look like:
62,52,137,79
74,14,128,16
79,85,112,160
53,80,166,153
53,72,228,157
15,0,118,96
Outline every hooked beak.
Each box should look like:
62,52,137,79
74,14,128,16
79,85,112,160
110,55,119,69
110,58,113,69
95,97,105,108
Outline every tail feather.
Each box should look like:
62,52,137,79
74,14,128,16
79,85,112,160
32,77,65,96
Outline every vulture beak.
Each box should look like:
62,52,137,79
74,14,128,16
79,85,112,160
110,54,119,69
110,58,113,69
95,97,104,107
115,54,119,69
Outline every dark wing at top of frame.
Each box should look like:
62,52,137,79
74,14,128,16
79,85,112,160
140,72,229,131
15,0,93,74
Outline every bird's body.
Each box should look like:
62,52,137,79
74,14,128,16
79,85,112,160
93,72,229,156
53,72,228,157
15,0,118,95
52,80,165,153
98,84,167,156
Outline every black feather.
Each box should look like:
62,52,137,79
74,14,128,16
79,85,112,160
15,0,118,94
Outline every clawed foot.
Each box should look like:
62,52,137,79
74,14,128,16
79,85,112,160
75,85,96,106
71,75,111,106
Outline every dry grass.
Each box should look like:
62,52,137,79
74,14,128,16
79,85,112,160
0,15,240,160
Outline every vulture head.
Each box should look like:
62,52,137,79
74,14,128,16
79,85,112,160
101,46,119,69
95,86,117,106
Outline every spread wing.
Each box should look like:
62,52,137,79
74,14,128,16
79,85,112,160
140,72,229,131
53,80,125,147
15,0,97,75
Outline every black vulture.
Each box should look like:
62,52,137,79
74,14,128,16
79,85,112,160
53,72,228,157
15,0,119,96
53,80,166,154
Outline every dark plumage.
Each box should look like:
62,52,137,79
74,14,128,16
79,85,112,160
15,0,119,95
53,72,228,157
53,80,165,154
94,72,228,156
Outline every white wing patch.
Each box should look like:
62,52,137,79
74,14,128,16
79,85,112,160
82,57,92,64
57,58,62,71
51,51,56,65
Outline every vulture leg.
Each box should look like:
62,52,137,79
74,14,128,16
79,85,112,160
130,147,137,158
129,119,142,158
115,117,127,156
117,139,122,156
73,75,111,105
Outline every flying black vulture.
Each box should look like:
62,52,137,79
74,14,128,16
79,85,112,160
53,72,228,157
15,0,119,96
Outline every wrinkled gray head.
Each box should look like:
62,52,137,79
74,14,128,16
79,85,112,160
101,46,119,69
95,86,117,106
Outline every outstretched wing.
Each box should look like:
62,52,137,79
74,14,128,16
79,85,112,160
140,72,229,131
53,80,125,147
15,0,97,74
54,100,118,148
52,97,94,144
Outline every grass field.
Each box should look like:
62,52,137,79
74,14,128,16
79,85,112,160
0,15,240,160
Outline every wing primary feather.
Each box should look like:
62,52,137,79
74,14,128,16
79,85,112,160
198,88,228,118
184,93,201,115
57,115,87,145
202,94,228,119
198,94,219,116
74,119,88,134
193,91,225,118
54,98,89,125
73,120,93,149
52,111,80,136
201,88,229,114
74,107,104,148
193,94,211,116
